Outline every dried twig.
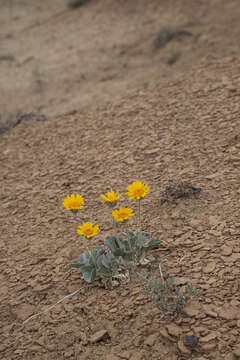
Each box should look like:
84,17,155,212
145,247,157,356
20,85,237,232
159,259,167,282
23,286,84,324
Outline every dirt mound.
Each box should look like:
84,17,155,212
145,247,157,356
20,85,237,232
1,52,240,359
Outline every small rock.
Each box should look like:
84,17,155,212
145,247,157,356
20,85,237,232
200,332,218,343
159,328,174,341
184,335,198,349
193,326,208,335
119,350,132,359
219,306,240,320
209,215,221,226
13,304,36,321
233,344,240,358
200,342,217,351
46,344,57,352
166,324,182,337
89,330,108,343
106,355,119,360
203,262,216,273
144,333,158,346
130,352,142,360
225,353,234,360
183,302,201,317
174,277,189,286
0,344,8,352
33,283,52,292
221,245,233,256
178,338,191,354
203,304,218,318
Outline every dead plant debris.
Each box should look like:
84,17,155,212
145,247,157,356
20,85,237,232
160,182,202,204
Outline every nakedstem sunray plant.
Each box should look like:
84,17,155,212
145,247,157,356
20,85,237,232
64,184,161,285
22,183,201,324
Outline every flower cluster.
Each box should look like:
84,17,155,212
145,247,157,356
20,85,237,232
62,181,154,284
62,181,149,238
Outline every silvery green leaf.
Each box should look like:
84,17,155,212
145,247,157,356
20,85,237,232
144,239,162,248
104,236,119,253
83,268,96,283
78,252,90,265
92,246,106,258
69,261,82,268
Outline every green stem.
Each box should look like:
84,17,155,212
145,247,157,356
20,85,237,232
85,244,97,269
138,199,142,243
81,235,94,264
113,218,121,248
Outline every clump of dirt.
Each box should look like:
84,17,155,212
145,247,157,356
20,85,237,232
160,182,202,204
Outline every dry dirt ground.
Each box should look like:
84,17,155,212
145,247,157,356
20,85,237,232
1,1,240,360
1,0,240,129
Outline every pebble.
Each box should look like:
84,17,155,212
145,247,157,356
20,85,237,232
144,333,158,346
200,332,218,343
219,305,240,320
182,302,201,317
184,335,198,349
203,262,216,273
203,304,218,318
221,245,233,256
89,330,108,343
200,342,217,351
233,344,240,358
166,323,182,337
177,338,191,354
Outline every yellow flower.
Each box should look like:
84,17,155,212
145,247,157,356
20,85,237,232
100,188,121,203
126,181,149,200
77,222,99,238
62,194,84,211
112,207,135,222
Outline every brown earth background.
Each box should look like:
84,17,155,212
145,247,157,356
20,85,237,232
0,0,240,359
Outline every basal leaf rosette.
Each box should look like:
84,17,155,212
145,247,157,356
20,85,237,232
100,188,121,207
126,181,149,200
77,222,99,238
112,207,135,223
62,194,84,212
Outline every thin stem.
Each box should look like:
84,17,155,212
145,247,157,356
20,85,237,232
138,199,142,243
113,218,121,248
80,236,94,266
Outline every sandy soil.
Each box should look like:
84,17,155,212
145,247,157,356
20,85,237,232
1,1,240,359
